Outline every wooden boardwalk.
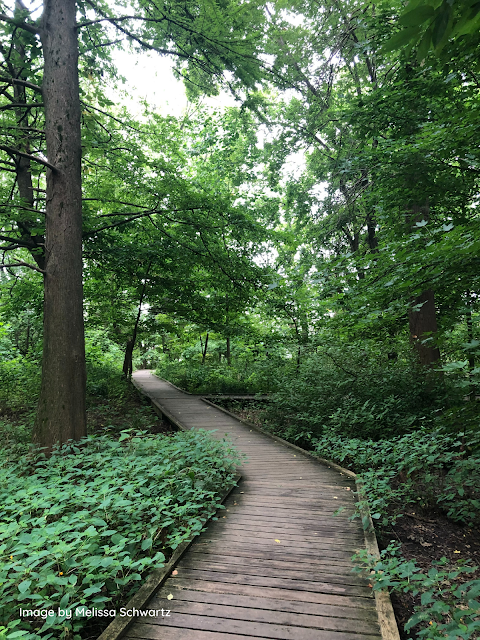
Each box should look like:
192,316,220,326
127,371,383,640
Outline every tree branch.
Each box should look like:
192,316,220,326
0,13,39,35
0,145,56,171
0,76,42,92
0,102,43,111
1,260,45,273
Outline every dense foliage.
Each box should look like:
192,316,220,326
1,0,480,637
0,429,239,639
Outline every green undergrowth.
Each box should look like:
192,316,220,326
0,429,240,640
262,349,455,441
312,428,480,639
312,427,480,528
155,360,282,394
354,545,480,640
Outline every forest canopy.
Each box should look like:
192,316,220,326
1,0,479,637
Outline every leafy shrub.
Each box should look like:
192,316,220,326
155,359,284,394
354,544,480,640
0,429,239,639
0,357,41,415
85,331,126,401
313,429,480,526
264,346,454,440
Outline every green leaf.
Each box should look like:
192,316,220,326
18,580,31,594
398,5,435,27
432,7,451,48
141,538,152,551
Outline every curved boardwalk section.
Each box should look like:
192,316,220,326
127,371,383,640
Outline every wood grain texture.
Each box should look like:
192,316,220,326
120,371,396,640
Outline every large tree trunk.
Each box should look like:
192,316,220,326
33,0,86,449
408,289,441,366
407,202,440,367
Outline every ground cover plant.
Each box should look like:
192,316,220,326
155,360,280,394
0,429,240,640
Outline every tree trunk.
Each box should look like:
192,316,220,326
202,333,209,364
466,291,476,396
407,202,440,367
226,336,231,366
408,289,441,366
366,212,378,252
123,338,135,378
33,0,86,450
123,262,151,379
12,3,46,270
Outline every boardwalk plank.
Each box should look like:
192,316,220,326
126,616,381,640
176,559,367,586
127,371,384,640
153,589,379,622
162,577,377,609
147,600,381,633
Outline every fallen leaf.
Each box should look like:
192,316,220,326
167,594,173,600
274,539,281,544
345,487,351,491
368,584,373,588
420,542,432,547
171,570,178,576
454,550,461,553
333,496,338,499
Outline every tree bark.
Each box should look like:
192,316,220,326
226,335,231,366
11,3,46,270
122,262,151,378
407,202,440,367
33,0,86,450
202,332,209,364
408,289,441,366
366,212,378,252
122,338,135,379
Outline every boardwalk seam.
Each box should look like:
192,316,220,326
129,373,400,640
199,398,400,640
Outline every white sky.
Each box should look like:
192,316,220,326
113,49,238,117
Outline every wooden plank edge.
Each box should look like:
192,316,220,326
131,378,188,432
200,397,401,640
96,471,241,638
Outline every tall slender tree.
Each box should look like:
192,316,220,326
0,0,267,449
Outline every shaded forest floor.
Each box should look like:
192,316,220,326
86,387,174,436
212,398,480,640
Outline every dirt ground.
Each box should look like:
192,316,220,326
379,512,480,639
86,389,174,436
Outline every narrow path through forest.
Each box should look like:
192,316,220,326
126,370,384,640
